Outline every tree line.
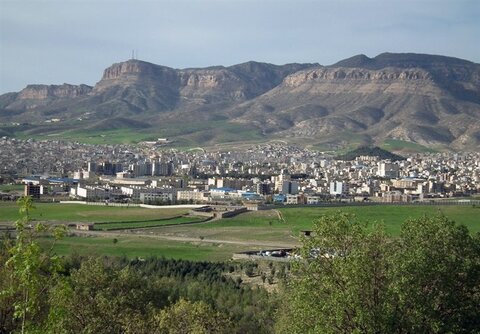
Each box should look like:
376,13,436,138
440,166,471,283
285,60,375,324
1,196,479,333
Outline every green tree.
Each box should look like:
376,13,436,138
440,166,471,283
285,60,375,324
276,212,390,334
276,212,480,334
388,215,480,333
0,196,65,334
154,298,231,334
47,257,173,334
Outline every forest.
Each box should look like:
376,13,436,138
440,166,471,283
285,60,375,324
1,197,479,333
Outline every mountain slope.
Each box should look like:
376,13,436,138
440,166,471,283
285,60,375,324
0,53,479,150
230,55,480,149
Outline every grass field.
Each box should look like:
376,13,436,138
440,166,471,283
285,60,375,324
0,202,189,223
5,203,479,261
278,205,480,235
381,139,438,153
205,205,480,235
11,120,265,146
0,184,24,193
40,236,248,262
156,205,480,241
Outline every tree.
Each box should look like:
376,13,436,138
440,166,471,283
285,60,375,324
276,212,390,334
276,212,480,334
387,215,480,333
0,196,65,333
47,257,169,334
154,298,231,334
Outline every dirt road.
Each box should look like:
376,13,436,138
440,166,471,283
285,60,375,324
71,229,299,248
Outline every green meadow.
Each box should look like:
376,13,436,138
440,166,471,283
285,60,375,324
160,205,480,245
381,139,438,153
0,202,189,223
279,205,480,235
2,202,478,261
11,120,265,146
41,236,244,262
0,184,24,193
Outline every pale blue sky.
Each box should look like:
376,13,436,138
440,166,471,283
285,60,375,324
1,0,479,93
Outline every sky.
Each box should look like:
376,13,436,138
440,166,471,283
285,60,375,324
1,0,479,94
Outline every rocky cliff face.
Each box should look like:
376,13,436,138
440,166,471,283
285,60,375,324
1,84,92,112
90,60,317,109
17,84,92,100
0,53,479,150
283,67,432,86
229,55,479,149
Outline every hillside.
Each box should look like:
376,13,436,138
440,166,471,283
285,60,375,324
335,146,405,161
1,53,479,150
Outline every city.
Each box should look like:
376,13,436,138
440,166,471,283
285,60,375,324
1,0,479,332
1,137,479,206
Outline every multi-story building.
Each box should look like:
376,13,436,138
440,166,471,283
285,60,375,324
377,162,400,178
281,181,299,195
329,181,349,196
25,182,41,199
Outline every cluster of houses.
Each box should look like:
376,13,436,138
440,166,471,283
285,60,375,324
6,142,478,206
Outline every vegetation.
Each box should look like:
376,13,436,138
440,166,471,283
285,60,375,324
44,235,244,261
12,119,264,146
0,184,24,193
0,197,66,333
279,205,480,235
1,198,479,332
0,198,276,333
276,212,480,333
381,139,438,153
0,202,189,223
335,145,405,161
188,205,480,241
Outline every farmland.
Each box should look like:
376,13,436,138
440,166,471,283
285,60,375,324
40,235,244,262
0,202,189,223
1,202,479,261
145,205,480,246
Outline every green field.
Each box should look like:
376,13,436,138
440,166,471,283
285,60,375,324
0,202,189,223
11,119,265,147
381,139,438,153
161,205,480,241
193,205,480,235
40,236,245,262
279,205,480,235
5,203,479,261
94,216,205,230
0,184,24,193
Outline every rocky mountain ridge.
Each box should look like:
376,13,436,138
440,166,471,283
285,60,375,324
0,53,479,150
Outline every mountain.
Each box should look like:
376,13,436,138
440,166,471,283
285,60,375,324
1,53,479,150
229,54,480,150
